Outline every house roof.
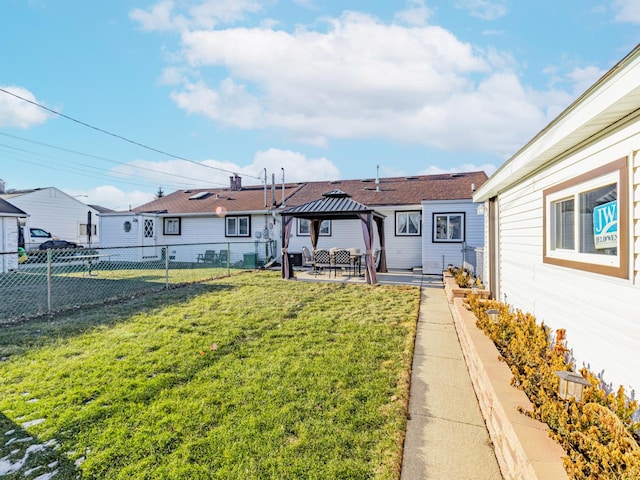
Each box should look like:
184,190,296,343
474,43,640,201
0,188,42,200
0,198,27,216
284,171,487,208
128,171,487,215
130,184,304,214
89,204,116,214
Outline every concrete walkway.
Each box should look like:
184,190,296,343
400,283,502,480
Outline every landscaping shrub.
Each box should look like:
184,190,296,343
464,294,640,479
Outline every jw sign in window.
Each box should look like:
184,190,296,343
543,158,628,278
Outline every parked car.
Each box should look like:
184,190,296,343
38,240,79,250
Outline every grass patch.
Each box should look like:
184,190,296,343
0,271,419,479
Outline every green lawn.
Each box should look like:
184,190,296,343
0,271,420,479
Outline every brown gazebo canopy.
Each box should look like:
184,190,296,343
280,189,387,284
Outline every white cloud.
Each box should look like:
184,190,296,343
394,0,433,26
136,5,575,161
171,13,539,154
612,0,640,23
130,0,183,32
566,65,606,96
419,162,497,176
251,148,341,182
0,86,50,129
106,150,340,196
65,185,155,212
454,0,509,20
130,0,264,32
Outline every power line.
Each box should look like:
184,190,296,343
0,132,230,189
0,87,262,180
0,147,196,191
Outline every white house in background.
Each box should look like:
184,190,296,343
0,183,100,249
283,172,487,274
0,198,27,273
100,172,488,273
99,175,301,265
473,44,640,395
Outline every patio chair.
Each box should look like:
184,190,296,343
313,249,331,275
217,249,228,266
348,248,362,276
301,246,316,271
332,248,352,276
197,250,217,264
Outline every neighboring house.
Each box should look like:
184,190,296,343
99,175,301,264
0,184,100,249
102,172,487,272
473,44,640,395
0,197,27,273
283,172,487,274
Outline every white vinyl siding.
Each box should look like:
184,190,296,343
634,155,640,285
492,118,640,395
421,200,484,275
0,216,20,273
5,188,100,247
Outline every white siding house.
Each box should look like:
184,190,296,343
0,186,100,249
0,198,27,273
474,45,640,395
281,173,487,272
100,210,276,265
421,199,484,275
100,172,488,272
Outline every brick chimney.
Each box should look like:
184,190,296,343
229,174,242,191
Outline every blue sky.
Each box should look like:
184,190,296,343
1,0,638,210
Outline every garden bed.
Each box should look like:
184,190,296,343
448,295,568,479
447,275,640,480
442,270,490,303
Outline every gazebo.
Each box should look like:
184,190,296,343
280,189,387,284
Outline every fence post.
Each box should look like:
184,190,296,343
165,246,169,288
227,242,231,275
47,249,52,314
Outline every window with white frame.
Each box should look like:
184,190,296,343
395,211,421,236
433,213,464,242
297,219,331,236
226,215,250,237
163,217,181,235
543,158,628,278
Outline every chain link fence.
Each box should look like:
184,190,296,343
0,241,276,324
